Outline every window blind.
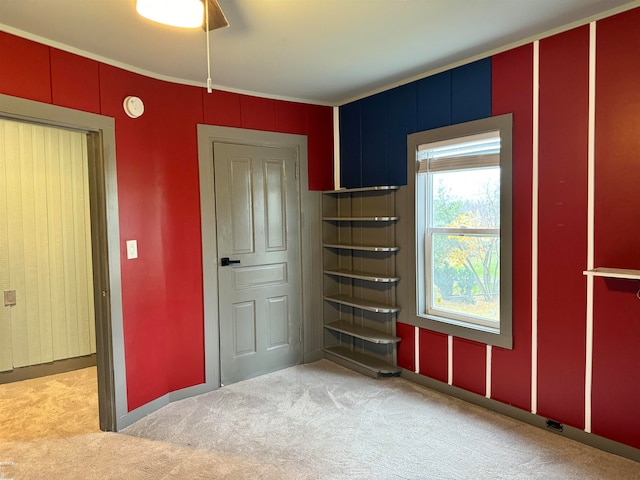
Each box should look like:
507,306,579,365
417,130,500,173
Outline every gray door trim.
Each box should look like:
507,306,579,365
197,125,324,390
0,93,126,431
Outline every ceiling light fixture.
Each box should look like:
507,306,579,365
136,0,221,94
136,0,204,28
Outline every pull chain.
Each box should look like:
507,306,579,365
205,0,212,93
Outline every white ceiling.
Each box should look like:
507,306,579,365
0,0,638,105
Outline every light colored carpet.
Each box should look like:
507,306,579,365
0,366,99,441
1,360,639,479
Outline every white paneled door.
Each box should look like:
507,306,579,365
214,142,302,385
0,119,96,372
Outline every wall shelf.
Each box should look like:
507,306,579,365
322,185,401,377
324,268,399,283
323,243,399,252
324,186,400,194
322,216,400,222
583,267,640,280
584,267,640,299
324,346,401,376
325,320,401,344
324,294,400,314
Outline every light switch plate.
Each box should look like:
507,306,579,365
4,290,16,306
126,240,138,259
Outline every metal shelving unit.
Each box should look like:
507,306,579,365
322,185,402,377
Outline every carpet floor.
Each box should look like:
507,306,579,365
1,360,639,479
0,366,99,442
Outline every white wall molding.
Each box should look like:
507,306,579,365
531,40,540,415
584,21,597,434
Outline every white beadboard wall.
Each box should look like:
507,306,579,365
0,118,95,372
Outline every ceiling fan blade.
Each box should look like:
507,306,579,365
203,0,229,31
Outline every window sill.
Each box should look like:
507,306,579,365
409,312,512,350
418,312,499,335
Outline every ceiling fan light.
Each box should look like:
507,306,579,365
136,0,204,28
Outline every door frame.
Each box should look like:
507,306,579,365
0,93,126,431
197,125,324,389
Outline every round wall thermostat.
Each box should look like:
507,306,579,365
123,96,144,118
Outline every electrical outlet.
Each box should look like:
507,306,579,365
546,419,563,432
4,289,16,306
126,240,138,259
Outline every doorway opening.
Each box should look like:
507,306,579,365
0,118,98,437
0,93,127,432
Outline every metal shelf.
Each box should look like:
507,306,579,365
324,346,401,376
324,268,399,283
324,294,399,314
324,320,400,344
323,185,400,194
322,216,399,222
323,243,399,252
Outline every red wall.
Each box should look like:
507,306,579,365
490,43,534,411
537,26,589,430
398,7,640,451
592,8,640,449
0,32,334,410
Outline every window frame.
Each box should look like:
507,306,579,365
406,114,513,349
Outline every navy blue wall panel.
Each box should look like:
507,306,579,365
416,71,452,131
451,58,493,123
387,83,417,186
361,93,389,187
339,101,362,188
338,57,492,188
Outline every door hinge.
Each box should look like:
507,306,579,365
299,324,303,344
295,161,299,180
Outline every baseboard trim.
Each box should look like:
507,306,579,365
116,381,219,430
116,357,321,430
401,368,640,463
304,350,324,364
0,354,97,384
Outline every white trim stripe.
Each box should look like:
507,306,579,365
486,345,492,398
585,21,597,434
531,40,540,415
415,326,420,374
333,106,341,189
448,335,453,385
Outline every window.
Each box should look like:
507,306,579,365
408,115,513,349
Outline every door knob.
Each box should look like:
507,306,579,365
221,257,241,267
